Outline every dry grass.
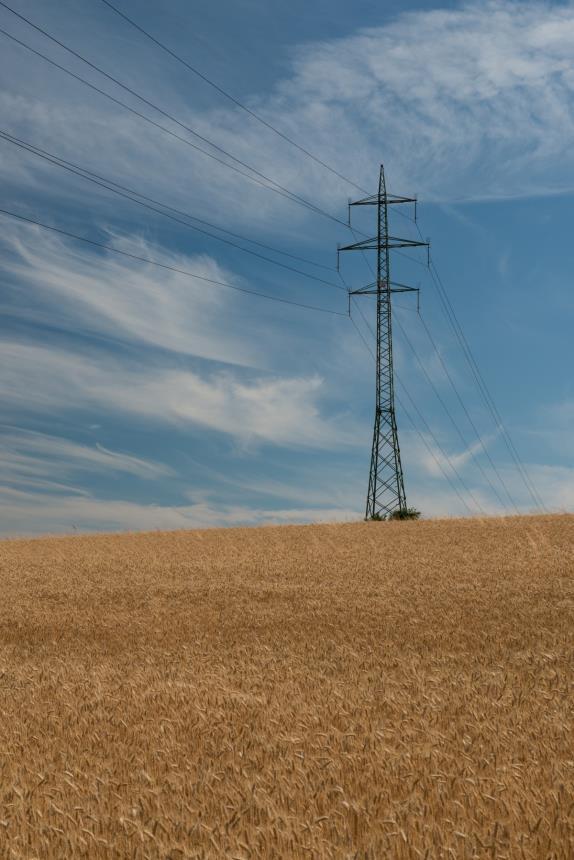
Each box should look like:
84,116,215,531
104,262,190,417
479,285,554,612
0,514,573,858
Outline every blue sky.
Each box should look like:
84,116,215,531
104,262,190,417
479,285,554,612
0,0,572,534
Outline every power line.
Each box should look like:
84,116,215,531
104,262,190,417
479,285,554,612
395,247,429,268
421,247,546,512
415,310,520,512
0,207,347,317
0,129,345,292
392,309,514,513
99,0,371,196
349,310,475,516
1,0,544,513
0,129,334,270
348,312,374,360
0,0,356,227
0,26,303,210
395,374,480,516
428,258,546,511
404,207,545,511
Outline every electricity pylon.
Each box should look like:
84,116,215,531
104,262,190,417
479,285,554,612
339,164,428,519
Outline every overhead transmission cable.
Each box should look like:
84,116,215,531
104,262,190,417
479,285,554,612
395,373,482,515
0,1,323,215
0,130,344,292
98,0,430,232
0,3,542,512
0,207,346,317
0,26,309,211
392,310,515,513
0,129,334,270
426,257,546,512
407,209,545,511
0,8,355,231
99,0,370,196
415,310,520,512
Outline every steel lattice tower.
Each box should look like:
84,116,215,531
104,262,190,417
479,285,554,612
339,165,428,519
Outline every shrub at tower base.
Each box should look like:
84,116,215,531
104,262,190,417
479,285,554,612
369,507,421,521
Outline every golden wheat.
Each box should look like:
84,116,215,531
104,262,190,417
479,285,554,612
0,514,573,858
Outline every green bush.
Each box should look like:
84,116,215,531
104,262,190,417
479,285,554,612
367,507,421,522
386,507,421,521
366,508,421,523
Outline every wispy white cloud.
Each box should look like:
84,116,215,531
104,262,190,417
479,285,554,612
523,464,574,512
0,0,571,533
0,486,361,537
267,0,574,202
2,0,574,237
416,432,499,477
0,429,173,493
0,339,355,448
530,400,574,461
1,223,263,367
400,426,574,516
396,427,507,515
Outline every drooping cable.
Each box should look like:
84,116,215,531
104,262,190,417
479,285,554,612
415,310,520,512
426,256,546,512
0,130,344,292
0,207,347,317
0,11,352,230
392,310,515,513
99,0,371,196
398,206,545,511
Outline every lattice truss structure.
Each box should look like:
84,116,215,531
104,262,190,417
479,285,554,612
339,165,428,519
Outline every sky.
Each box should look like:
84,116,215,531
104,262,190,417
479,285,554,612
0,0,572,535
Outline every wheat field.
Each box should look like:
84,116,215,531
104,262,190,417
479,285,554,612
0,514,573,858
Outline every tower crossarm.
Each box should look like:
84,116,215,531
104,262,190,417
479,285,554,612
339,236,428,252
350,281,419,296
347,191,418,226
349,194,417,207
